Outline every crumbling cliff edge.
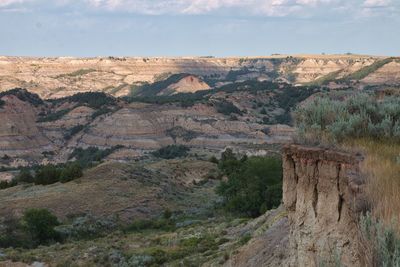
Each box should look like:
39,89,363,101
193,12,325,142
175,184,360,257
283,145,367,267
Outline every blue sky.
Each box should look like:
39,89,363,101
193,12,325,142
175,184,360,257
0,0,399,56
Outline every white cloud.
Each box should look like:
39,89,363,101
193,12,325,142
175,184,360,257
80,0,341,16
0,0,398,17
363,0,390,8
0,0,29,7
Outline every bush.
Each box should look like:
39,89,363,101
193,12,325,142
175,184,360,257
360,212,400,267
34,164,62,185
68,146,122,168
60,162,83,183
0,99,4,108
0,179,18,190
37,109,71,123
295,94,400,142
63,125,85,140
22,209,60,245
209,156,219,164
16,169,34,183
152,145,190,159
214,100,243,116
216,150,282,217
33,162,83,185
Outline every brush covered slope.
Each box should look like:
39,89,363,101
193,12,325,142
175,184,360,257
0,80,318,166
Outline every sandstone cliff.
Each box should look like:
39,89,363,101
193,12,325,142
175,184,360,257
283,145,366,267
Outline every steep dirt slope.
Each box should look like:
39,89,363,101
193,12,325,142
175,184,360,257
0,95,51,157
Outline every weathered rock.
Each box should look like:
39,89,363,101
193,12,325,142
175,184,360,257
0,95,51,157
282,145,366,267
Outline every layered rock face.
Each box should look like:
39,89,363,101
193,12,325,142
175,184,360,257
0,55,387,98
282,145,366,267
70,103,279,150
0,95,51,156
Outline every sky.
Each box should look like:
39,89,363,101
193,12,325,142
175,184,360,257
0,0,399,57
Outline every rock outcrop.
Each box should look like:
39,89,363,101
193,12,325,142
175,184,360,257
282,145,366,267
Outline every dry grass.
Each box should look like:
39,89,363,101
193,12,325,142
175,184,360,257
345,139,400,230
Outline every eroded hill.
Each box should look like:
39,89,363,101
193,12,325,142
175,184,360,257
1,55,399,99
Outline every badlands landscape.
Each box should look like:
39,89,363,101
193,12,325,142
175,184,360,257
0,55,399,266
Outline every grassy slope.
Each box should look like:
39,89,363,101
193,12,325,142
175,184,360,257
345,139,400,229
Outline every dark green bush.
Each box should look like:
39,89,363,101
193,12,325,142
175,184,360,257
37,109,71,123
34,164,62,185
0,99,5,108
68,146,122,168
91,107,112,119
209,156,219,164
33,162,83,185
0,179,18,190
63,125,85,140
60,162,83,183
0,88,43,107
216,150,282,217
16,169,34,183
125,218,175,232
52,92,116,109
152,145,190,159
214,100,242,116
22,208,60,245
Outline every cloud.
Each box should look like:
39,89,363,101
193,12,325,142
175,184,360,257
363,0,390,8
0,0,29,7
81,0,341,16
0,0,398,18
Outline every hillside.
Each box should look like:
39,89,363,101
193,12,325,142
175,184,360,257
1,55,398,99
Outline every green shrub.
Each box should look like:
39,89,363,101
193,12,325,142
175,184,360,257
216,150,282,217
0,179,18,190
295,94,400,142
0,88,43,107
91,107,112,119
152,145,190,159
16,169,34,183
63,125,85,140
22,208,60,245
214,100,242,116
60,162,83,183
37,109,71,122
0,99,5,108
34,164,62,185
125,218,175,232
209,156,219,164
360,213,400,267
33,162,83,185
50,92,116,109
68,146,122,168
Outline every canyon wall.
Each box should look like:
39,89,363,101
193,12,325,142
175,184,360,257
282,145,367,267
0,55,386,98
